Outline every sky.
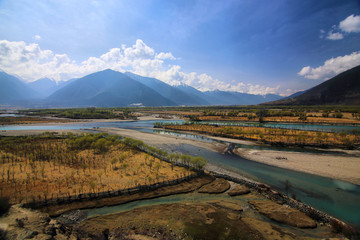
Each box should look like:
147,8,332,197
0,0,360,96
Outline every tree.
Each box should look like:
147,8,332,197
256,109,268,123
89,180,96,193
98,171,103,184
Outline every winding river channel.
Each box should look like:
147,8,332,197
1,119,360,227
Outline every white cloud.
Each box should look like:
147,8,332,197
323,14,360,40
149,65,280,95
33,35,41,40
339,14,360,33
326,31,343,40
298,51,360,80
0,39,283,95
155,52,176,60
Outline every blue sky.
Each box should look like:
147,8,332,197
0,0,360,96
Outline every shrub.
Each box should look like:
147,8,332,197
330,219,343,233
0,228,7,240
0,197,11,216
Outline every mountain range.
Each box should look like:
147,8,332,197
1,66,359,108
0,69,284,107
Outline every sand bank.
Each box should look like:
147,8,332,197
236,148,360,186
99,127,224,152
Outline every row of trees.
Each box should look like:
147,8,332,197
120,136,207,171
160,124,360,148
19,108,137,120
0,132,207,205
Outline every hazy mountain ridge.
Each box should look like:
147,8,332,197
124,72,210,106
28,78,78,98
1,69,286,107
267,65,360,105
0,71,39,105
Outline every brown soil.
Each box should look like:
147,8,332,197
249,200,317,228
41,174,215,217
228,184,251,196
198,178,231,194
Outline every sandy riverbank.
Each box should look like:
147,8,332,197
236,148,360,186
99,127,225,152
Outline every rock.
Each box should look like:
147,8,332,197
44,225,57,236
257,183,271,191
198,178,230,194
228,185,250,196
249,200,317,228
16,218,25,228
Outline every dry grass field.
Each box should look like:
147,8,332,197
0,116,72,125
162,124,360,147
198,115,360,124
0,133,193,204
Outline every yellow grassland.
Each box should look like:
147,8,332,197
163,124,360,147
0,139,192,204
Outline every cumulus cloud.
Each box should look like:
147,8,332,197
0,39,281,95
324,14,360,40
322,14,360,40
339,14,360,33
326,31,343,40
298,51,360,80
150,65,280,95
33,35,41,40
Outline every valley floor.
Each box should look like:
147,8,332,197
99,127,360,186
2,123,360,186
